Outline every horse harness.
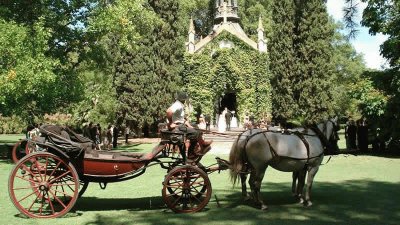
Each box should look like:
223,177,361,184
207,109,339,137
238,123,334,168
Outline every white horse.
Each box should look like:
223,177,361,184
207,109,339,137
229,119,339,210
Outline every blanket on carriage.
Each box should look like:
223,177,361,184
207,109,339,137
38,125,94,154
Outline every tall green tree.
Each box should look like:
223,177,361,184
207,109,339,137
268,0,297,121
112,0,183,133
0,19,60,122
293,0,335,123
344,0,400,147
361,0,399,68
0,0,100,122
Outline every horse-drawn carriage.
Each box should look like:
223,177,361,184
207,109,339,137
9,125,229,218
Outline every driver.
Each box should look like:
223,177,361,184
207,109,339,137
166,91,212,157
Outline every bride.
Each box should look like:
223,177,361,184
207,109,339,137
218,108,227,132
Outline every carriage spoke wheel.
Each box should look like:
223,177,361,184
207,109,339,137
8,152,79,218
162,165,212,213
11,140,31,163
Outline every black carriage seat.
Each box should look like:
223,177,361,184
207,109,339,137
38,124,95,154
159,129,185,145
84,143,166,162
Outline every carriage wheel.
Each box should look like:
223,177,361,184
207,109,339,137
11,140,32,163
8,152,79,218
162,165,212,213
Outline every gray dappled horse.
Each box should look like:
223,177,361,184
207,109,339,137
229,119,338,210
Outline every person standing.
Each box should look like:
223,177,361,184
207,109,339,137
204,114,211,131
125,125,130,144
112,125,119,149
225,108,232,131
357,117,369,152
106,125,112,150
198,114,206,130
218,108,227,132
346,118,357,151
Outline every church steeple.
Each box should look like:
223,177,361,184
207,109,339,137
187,1,266,54
215,0,239,24
257,16,267,53
187,16,196,53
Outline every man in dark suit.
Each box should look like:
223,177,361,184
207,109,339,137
112,125,119,149
225,109,232,131
204,114,211,131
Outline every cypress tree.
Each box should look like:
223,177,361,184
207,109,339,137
114,0,183,133
268,0,297,122
293,0,335,123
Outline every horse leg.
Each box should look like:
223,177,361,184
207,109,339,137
249,166,268,210
240,173,251,201
296,168,307,204
304,166,319,207
292,171,298,196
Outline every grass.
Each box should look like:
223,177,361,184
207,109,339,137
0,131,399,224
0,134,24,144
1,148,400,225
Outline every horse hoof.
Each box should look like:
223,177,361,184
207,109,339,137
298,198,304,204
305,201,313,207
261,205,268,210
243,196,251,202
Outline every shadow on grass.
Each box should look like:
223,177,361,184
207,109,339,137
81,180,400,225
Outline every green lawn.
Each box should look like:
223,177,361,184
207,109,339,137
0,134,24,144
1,147,400,225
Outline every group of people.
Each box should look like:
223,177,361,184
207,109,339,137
345,117,369,152
83,123,119,150
216,107,238,132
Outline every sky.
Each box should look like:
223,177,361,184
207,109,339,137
326,0,388,70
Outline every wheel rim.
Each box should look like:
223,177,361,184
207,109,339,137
11,140,29,163
9,152,79,218
162,165,212,213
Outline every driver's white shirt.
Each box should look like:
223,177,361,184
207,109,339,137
169,100,185,124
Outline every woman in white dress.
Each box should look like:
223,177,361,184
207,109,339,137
218,108,227,132
198,114,206,130
230,111,238,128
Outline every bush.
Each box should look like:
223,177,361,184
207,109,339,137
0,115,26,134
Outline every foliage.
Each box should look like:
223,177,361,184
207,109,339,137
0,19,60,122
269,0,336,124
342,0,400,145
268,0,297,120
107,0,183,133
67,69,118,129
361,69,400,142
0,115,25,134
239,0,273,40
0,0,100,122
293,0,336,123
348,78,387,117
89,0,158,51
182,31,271,122
361,0,400,68
330,22,367,117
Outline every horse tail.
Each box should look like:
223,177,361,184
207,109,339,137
229,136,246,185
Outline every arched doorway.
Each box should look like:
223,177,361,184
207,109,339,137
219,92,237,114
